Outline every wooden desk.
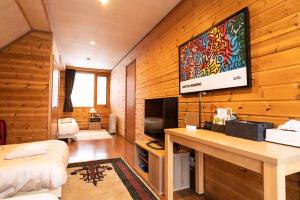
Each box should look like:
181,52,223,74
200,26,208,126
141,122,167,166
165,128,300,200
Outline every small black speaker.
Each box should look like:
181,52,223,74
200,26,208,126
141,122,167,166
225,120,273,141
204,121,212,130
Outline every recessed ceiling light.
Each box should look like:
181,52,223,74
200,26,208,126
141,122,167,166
90,41,96,46
99,0,108,5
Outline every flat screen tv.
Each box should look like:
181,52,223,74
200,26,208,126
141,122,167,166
144,97,178,149
178,8,251,94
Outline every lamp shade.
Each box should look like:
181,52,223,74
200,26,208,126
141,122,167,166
89,108,96,114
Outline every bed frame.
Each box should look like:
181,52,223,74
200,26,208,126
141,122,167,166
58,134,75,143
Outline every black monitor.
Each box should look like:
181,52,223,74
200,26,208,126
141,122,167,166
144,97,178,149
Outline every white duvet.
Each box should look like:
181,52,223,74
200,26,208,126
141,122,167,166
0,140,69,199
58,118,79,136
4,193,58,200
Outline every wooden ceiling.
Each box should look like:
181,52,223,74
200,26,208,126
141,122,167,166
0,0,30,48
0,0,180,69
43,0,181,69
0,0,50,48
15,0,51,31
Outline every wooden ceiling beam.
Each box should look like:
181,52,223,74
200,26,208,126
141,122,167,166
14,0,33,29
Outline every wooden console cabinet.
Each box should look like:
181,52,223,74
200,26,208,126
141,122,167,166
135,140,190,196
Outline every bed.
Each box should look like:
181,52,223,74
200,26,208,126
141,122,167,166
58,118,79,142
0,140,69,199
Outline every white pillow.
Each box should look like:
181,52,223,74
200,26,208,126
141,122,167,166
4,142,48,160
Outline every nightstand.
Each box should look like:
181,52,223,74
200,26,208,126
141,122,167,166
89,117,101,130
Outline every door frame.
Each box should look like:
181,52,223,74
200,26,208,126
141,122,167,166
125,60,136,143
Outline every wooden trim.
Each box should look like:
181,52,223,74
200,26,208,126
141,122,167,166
95,73,110,108
15,0,52,31
41,0,51,30
195,151,204,194
47,39,54,139
94,73,97,107
125,60,136,142
30,29,53,34
14,0,32,29
263,163,286,200
165,132,174,200
66,66,111,74
53,59,60,139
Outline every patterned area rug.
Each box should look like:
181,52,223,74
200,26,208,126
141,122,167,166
62,158,158,200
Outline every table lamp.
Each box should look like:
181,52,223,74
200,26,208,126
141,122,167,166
89,107,97,117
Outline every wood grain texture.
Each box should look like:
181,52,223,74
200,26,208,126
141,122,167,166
149,152,165,195
110,0,300,199
58,68,110,130
0,31,53,144
125,61,136,142
205,153,299,200
0,0,30,49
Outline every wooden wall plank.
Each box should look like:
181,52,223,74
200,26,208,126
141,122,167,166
110,0,300,199
0,31,52,144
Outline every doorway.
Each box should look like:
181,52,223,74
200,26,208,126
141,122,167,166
125,60,136,143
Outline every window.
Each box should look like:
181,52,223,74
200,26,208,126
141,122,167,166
52,69,59,107
71,72,94,107
97,76,107,105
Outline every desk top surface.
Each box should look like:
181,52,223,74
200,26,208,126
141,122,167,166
166,128,300,164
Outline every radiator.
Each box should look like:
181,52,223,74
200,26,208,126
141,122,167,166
109,114,117,134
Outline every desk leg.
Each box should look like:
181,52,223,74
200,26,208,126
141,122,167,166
165,133,174,200
195,151,204,194
263,163,285,200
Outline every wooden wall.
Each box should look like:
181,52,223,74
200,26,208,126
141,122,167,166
204,155,300,200
111,62,126,136
58,67,110,130
0,31,53,144
110,0,300,199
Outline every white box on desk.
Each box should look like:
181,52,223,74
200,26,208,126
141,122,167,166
265,129,300,147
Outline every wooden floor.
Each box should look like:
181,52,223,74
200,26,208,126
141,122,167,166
68,134,135,165
68,135,204,200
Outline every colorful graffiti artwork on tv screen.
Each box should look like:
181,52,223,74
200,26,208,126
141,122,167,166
179,8,251,94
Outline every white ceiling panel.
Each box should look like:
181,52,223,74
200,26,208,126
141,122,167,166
16,0,51,31
46,0,180,69
0,0,30,48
